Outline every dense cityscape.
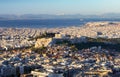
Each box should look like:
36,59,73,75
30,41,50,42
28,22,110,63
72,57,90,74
0,22,120,77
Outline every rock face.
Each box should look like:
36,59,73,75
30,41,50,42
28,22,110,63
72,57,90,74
35,38,53,48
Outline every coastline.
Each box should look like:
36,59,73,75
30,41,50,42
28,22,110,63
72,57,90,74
0,21,120,38
1,21,120,50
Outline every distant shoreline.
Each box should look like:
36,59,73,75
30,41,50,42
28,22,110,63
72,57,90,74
0,21,120,39
0,18,120,28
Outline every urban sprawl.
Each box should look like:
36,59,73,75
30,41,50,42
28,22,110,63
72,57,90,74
0,22,120,77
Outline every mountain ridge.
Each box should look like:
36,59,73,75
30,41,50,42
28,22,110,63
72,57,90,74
0,13,120,20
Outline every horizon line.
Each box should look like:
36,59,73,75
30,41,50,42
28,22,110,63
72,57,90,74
0,13,120,16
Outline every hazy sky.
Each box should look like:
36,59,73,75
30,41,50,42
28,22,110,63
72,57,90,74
0,0,120,15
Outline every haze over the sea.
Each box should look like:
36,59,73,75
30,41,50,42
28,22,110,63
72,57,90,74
1,0,120,28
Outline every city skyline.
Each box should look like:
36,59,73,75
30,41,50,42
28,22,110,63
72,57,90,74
0,0,120,15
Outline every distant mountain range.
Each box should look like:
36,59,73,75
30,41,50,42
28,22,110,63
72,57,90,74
0,13,120,20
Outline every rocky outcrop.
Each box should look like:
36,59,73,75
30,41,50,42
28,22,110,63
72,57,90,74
35,38,53,48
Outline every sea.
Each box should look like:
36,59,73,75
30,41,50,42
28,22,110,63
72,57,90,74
0,18,120,28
